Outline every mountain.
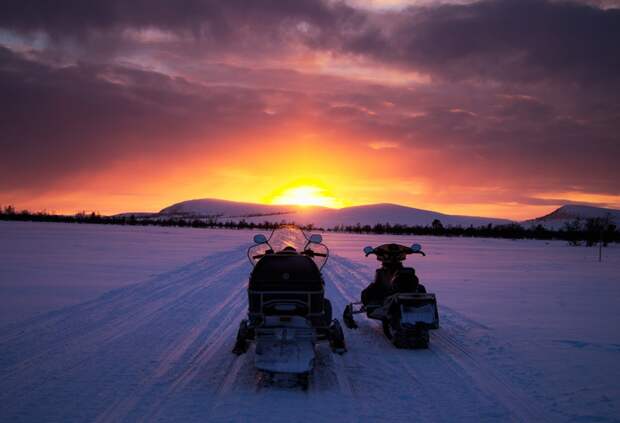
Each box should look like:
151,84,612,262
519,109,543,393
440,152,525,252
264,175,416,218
158,198,301,218
525,204,620,229
148,198,512,228
292,203,511,228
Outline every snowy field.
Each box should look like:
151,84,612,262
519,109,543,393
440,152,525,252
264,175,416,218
1,221,619,422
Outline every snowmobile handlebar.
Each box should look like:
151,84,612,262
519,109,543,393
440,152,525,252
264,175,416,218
252,249,327,260
363,243,426,259
247,226,330,269
364,251,426,257
302,250,327,258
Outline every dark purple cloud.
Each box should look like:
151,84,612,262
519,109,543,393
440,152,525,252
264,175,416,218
0,0,355,35
3,0,619,84
343,0,620,85
0,46,286,190
0,0,363,62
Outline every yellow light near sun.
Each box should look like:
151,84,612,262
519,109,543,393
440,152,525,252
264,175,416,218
270,186,341,208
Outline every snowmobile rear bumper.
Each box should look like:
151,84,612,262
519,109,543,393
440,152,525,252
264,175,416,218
344,293,439,330
254,316,316,374
395,293,439,330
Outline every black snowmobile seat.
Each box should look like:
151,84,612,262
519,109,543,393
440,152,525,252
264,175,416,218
248,254,325,318
249,254,323,291
391,267,419,293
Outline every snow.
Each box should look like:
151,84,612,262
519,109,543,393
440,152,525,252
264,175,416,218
0,222,249,325
293,203,512,228
1,221,619,422
525,204,620,229
159,198,298,218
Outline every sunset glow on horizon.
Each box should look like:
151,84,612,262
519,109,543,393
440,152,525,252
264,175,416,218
1,0,619,220
269,185,345,209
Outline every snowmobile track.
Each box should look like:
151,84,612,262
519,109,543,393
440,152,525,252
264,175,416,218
324,254,553,422
0,243,559,422
432,330,550,421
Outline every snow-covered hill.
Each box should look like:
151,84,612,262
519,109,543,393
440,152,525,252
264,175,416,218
159,198,300,218
149,198,512,228
525,204,620,230
295,203,511,228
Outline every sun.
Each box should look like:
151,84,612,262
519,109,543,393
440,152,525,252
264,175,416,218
269,185,342,208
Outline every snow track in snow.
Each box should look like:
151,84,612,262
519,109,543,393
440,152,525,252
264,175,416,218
1,247,556,422
324,255,553,422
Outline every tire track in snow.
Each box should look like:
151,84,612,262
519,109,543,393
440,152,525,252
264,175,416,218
432,329,551,422
201,352,257,422
0,246,252,422
327,256,490,421
0,240,555,422
97,285,247,423
324,255,442,421
0,247,246,384
95,253,251,423
325,254,551,422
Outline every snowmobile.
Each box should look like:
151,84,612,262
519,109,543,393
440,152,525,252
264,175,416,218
232,225,346,387
343,243,439,348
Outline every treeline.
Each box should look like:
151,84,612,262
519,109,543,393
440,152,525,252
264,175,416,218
1,206,618,245
0,206,315,232
331,218,619,245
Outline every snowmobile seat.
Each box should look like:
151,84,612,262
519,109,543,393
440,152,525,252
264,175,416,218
249,255,323,291
391,267,419,294
361,267,398,306
361,282,389,307
248,254,325,318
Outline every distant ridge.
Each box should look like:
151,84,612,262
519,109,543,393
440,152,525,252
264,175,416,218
122,198,512,228
118,199,620,229
292,202,512,228
159,198,301,218
525,204,620,229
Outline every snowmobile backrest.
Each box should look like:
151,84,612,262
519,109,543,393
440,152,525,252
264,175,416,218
249,254,323,291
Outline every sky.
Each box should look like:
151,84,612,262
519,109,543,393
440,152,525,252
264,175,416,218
1,0,619,220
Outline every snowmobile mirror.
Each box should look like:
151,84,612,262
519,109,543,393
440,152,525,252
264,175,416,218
410,243,422,252
363,246,374,256
309,234,323,244
253,234,268,244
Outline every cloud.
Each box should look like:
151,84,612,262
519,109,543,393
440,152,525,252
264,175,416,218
0,0,363,64
368,141,400,149
3,0,619,86
0,46,283,190
0,0,619,216
343,0,620,85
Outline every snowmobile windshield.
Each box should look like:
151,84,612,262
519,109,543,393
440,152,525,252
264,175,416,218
248,225,329,269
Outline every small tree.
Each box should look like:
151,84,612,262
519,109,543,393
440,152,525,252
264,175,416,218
584,217,607,247
563,218,582,246
603,220,617,247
